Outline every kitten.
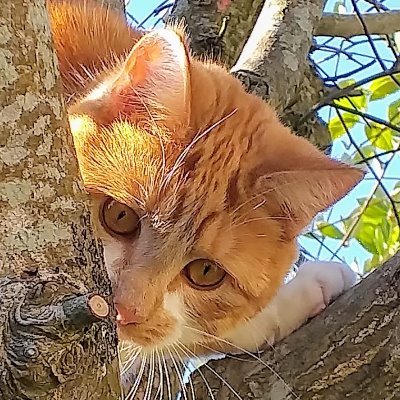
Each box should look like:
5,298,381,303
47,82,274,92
49,0,363,357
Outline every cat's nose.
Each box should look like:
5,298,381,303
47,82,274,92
115,303,146,325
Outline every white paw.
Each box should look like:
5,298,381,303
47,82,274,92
296,261,357,317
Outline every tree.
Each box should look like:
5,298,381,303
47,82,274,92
0,1,121,398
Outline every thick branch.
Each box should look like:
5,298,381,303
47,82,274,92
170,0,263,66
0,0,120,398
192,252,400,399
102,0,125,13
230,0,325,110
316,10,400,37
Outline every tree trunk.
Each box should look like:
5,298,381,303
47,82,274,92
102,0,125,13
0,1,121,399
191,251,400,399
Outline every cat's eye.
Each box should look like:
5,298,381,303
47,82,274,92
183,259,226,290
100,197,140,237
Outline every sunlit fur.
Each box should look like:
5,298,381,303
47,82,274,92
49,0,364,358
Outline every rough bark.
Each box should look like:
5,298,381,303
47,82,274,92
191,251,400,399
0,1,121,399
102,0,125,13
317,10,400,37
169,0,264,66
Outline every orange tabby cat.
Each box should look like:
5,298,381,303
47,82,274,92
48,0,363,358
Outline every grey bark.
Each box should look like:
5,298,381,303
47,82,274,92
191,251,400,400
0,1,121,399
169,0,264,66
101,0,125,13
317,10,400,37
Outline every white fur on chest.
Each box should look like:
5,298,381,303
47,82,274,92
224,261,357,352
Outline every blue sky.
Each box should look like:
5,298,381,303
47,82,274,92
128,0,400,273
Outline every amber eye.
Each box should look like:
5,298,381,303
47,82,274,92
183,259,226,290
100,197,140,237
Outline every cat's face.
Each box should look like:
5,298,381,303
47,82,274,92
68,29,363,355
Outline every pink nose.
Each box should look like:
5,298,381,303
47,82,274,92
115,303,146,325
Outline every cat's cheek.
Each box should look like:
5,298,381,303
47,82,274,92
102,240,125,285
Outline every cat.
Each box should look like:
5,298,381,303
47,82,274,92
48,0,364,359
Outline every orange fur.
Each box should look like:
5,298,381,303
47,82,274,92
49,1,364,355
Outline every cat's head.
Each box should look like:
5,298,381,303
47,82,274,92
68,28,363,355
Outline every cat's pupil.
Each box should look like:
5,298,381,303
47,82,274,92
203,264,211,276
117,211,126,220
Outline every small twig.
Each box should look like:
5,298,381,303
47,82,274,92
356,148,400,164
300,66,400,123
334,103,400,133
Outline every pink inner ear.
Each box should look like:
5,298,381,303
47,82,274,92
108,29,191,131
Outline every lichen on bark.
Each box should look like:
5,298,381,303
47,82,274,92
0,1,121,398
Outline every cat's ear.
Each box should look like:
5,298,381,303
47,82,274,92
252,136,364,240
86,28,191,134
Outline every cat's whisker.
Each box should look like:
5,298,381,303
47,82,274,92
175,342,215,400
229,215,292,231
143,350,154,400
160,109,238,194
176,341,244,400
155,349,164,400
126,352,147,400
247,316,278,355
229,177,306,220
160,347,173,400
121,348,141,376
171,343,196,400
191,339,261,364
165,345,189,400
184,325,300,400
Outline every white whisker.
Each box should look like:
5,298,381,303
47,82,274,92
165,345,188,400
160,109,238,194
155,349,164,400
184,326,299,400
180,341,243,400
175,342,216,400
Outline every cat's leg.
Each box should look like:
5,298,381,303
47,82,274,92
224,261,357,353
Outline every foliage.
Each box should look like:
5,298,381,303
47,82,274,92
309,0,400,274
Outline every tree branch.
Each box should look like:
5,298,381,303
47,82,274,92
170,0,264,66
0,1,120,398
316,10,400,37
191,252,400,399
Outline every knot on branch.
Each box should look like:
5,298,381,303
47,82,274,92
0,274,116,399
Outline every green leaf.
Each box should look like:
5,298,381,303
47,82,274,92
365,123,395,151
363,254,380,273
317,222,344,240
355,223,378,254
373,226,385,256
352,145,375,163
328,113,359,140
337,79,356,89
388,98,400,122
369,74,400,101
360,199,388,226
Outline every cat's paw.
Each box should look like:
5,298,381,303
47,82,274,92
295,261,357,317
